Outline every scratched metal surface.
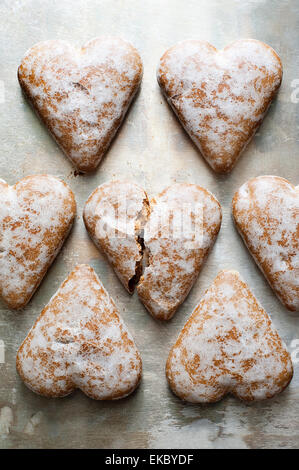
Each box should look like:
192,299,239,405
0,0,298,449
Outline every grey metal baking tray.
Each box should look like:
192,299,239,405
0,0,298,449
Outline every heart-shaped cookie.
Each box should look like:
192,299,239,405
166,270,293,403
16,264,142,400
0,175,76,309
84,181,222,320
233,176,299,311
18,37,143,172
157,39,282,173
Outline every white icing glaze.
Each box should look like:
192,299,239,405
157,39,282,173
18,37,143,172
0,175,76,309
233,175,299,311
16,264,142,400
166,270,293,403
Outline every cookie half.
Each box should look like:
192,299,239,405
83,180,149,293
137,183,222,320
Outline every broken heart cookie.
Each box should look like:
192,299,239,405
84,181,222,320
0,175,76,309
18,37,143,172
166,270,293,403
16,264,142,399
233,176,299,311
157,39,282,173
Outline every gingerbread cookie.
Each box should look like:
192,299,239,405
157,39,282,173
137,183,222,320
84,181,222,320
16,264,142,400
166,270,293,403
18,37,143,172
233,176,299,311
0,175,76,309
